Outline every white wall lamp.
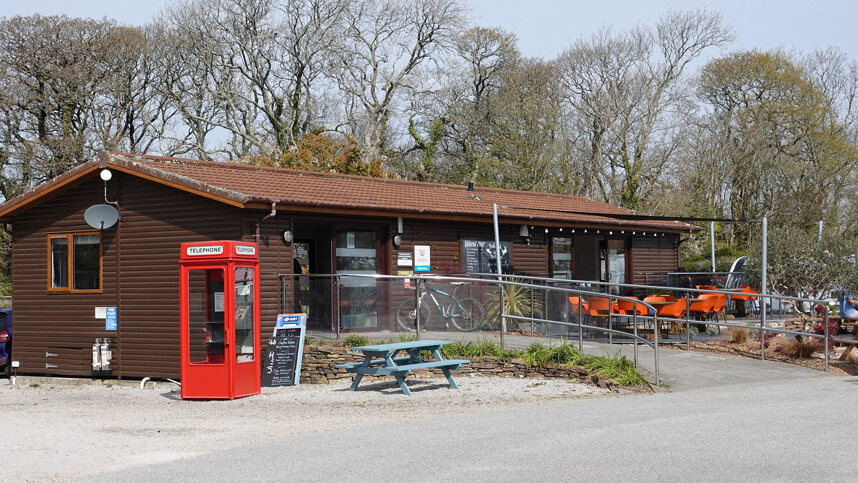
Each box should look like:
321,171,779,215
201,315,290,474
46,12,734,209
282,230,293,244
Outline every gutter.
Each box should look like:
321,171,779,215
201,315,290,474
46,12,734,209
255,201,278,245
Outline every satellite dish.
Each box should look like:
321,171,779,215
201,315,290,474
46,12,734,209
84,204,120,230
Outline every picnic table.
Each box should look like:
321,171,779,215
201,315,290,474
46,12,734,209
336,340,469,395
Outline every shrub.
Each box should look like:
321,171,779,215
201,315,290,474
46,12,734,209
342,334,369,347
687,326,699,339
776,337,819,359
705,324,720,336
728,327,749,343
752,331,776,349
810,320,839,354
441,340,646,386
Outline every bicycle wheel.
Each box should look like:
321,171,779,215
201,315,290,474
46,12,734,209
450,298,485,332
396,299,431,332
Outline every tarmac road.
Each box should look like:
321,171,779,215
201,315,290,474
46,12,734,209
87,372,858,482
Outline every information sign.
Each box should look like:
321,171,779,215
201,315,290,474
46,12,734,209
261,314,307,387
414,245,431,272
462,239,511,274
105,307,117,331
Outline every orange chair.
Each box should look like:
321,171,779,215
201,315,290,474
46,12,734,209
568,296,589,316
696,285,718,291
617,297,647,316
657,297,687,318
689,293,717,320
657,297,688,334
587,297,612,320
710,294,728,322
662,294,677,302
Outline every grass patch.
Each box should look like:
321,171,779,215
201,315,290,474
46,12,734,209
728,327,749,343
441,340,646,386
774,337,819,359
342,334,369,347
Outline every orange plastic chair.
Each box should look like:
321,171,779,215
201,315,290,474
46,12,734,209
617,297,647,316
568,296,589,316
689,294,717,320
710,294,728,322
587,297,612,319
696,285,717,291
657,297,687,318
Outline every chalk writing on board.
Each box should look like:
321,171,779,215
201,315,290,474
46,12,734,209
261,328,302,387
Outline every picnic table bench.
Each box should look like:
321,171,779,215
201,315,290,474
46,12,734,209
336,340,469,395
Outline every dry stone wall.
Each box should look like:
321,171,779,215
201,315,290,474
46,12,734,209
300,344,618,391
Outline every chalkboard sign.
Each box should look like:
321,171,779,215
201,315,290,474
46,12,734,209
463,239,511,274
261,328,303,387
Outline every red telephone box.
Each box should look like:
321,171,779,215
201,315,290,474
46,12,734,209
179,241,261,399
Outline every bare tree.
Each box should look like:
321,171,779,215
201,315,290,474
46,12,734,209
332,0,466,161
152,0,347,159
0,15,151,198
558,10,733,209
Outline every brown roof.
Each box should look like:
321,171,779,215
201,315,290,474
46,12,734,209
0,152,697,232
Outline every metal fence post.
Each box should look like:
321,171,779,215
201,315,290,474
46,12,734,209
415,279,421,340
578,295,583,351
632,307,638,366
335,277,341,340
685,291,691,351
820,308,830,372
653,313,660,385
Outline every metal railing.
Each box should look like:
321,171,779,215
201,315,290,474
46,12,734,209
470,273,834,372
279,273,664,383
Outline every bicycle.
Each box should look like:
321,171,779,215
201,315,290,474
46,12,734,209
396,280,485,332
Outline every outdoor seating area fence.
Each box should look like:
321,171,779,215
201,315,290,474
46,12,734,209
279,273,837,385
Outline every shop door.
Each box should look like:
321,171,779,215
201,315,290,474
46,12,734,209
184,268,230,397
335,228,380,330
606,239,626,295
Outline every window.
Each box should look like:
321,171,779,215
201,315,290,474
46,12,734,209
47,233,101,292
552,237,573,279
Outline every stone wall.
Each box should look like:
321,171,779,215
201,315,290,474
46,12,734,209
300,344,620,391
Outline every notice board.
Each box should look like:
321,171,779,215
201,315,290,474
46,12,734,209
462,239,511,274
261,328,303,387
261,314,307,387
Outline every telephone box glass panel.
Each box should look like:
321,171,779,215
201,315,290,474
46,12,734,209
234,267,255,362
188,268,225,364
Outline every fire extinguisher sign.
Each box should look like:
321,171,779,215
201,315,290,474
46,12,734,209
105,307,117,331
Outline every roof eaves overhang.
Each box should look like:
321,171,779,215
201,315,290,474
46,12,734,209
0,162,101,221
102,152,250,208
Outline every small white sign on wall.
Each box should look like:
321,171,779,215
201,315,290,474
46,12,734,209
414,245,430,272
95,307,107,319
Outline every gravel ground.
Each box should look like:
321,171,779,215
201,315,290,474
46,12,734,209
1,375,607,482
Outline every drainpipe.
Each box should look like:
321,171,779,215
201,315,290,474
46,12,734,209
255,201,278,244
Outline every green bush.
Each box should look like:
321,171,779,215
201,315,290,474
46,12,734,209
342,334,369,347
441,340,646,386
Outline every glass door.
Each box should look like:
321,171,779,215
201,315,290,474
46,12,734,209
606,239,626,295
335,229,379,329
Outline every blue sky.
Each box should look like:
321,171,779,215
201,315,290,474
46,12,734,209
1,0,856,61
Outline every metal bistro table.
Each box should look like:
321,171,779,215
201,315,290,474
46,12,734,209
337,340,469,395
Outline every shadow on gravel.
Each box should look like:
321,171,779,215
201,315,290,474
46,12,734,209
160,391,181,401
334,378,452,395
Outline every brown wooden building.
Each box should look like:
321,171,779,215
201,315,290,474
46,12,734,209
0,152,696,379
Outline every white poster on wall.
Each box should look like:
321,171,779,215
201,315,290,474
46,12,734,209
414,245,430,272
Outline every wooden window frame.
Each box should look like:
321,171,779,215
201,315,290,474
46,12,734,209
46,232,103,294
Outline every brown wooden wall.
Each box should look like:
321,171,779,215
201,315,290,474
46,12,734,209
629,235,680,285
12,173,243,379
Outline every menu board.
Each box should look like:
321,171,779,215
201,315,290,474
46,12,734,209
261,328,303,387
463,239,511,274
